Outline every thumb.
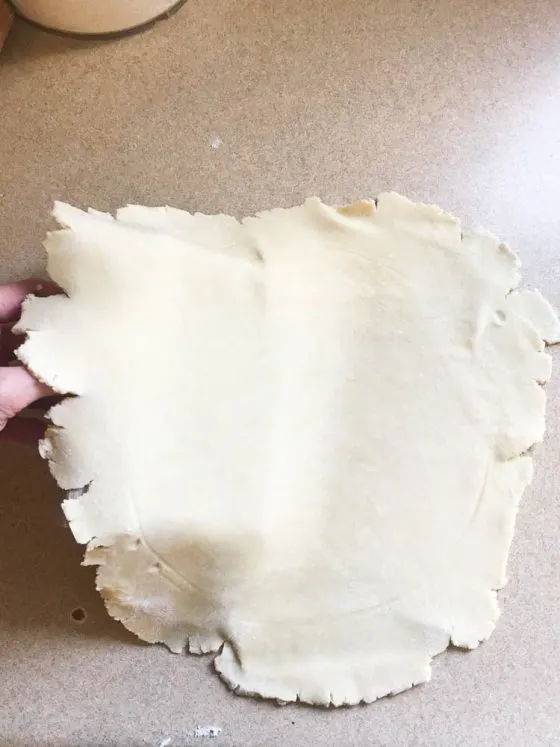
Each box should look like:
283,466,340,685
0,366,52,427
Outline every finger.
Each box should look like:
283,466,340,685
0,278,60,323
0,366,52,423
0,417,47,445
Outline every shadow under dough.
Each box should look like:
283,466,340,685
0,439,138,647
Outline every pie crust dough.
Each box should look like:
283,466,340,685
16,193,559,706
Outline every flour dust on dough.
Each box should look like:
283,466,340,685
16,192,559,706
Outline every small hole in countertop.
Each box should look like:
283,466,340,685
71,607,87,624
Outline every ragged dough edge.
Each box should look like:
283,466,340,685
507,288,560,345
16,194,559,707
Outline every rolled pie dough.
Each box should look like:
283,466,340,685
16,193,559,706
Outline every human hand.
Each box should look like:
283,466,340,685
0,279,59,444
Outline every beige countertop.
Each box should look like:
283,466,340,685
1,2,560,745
